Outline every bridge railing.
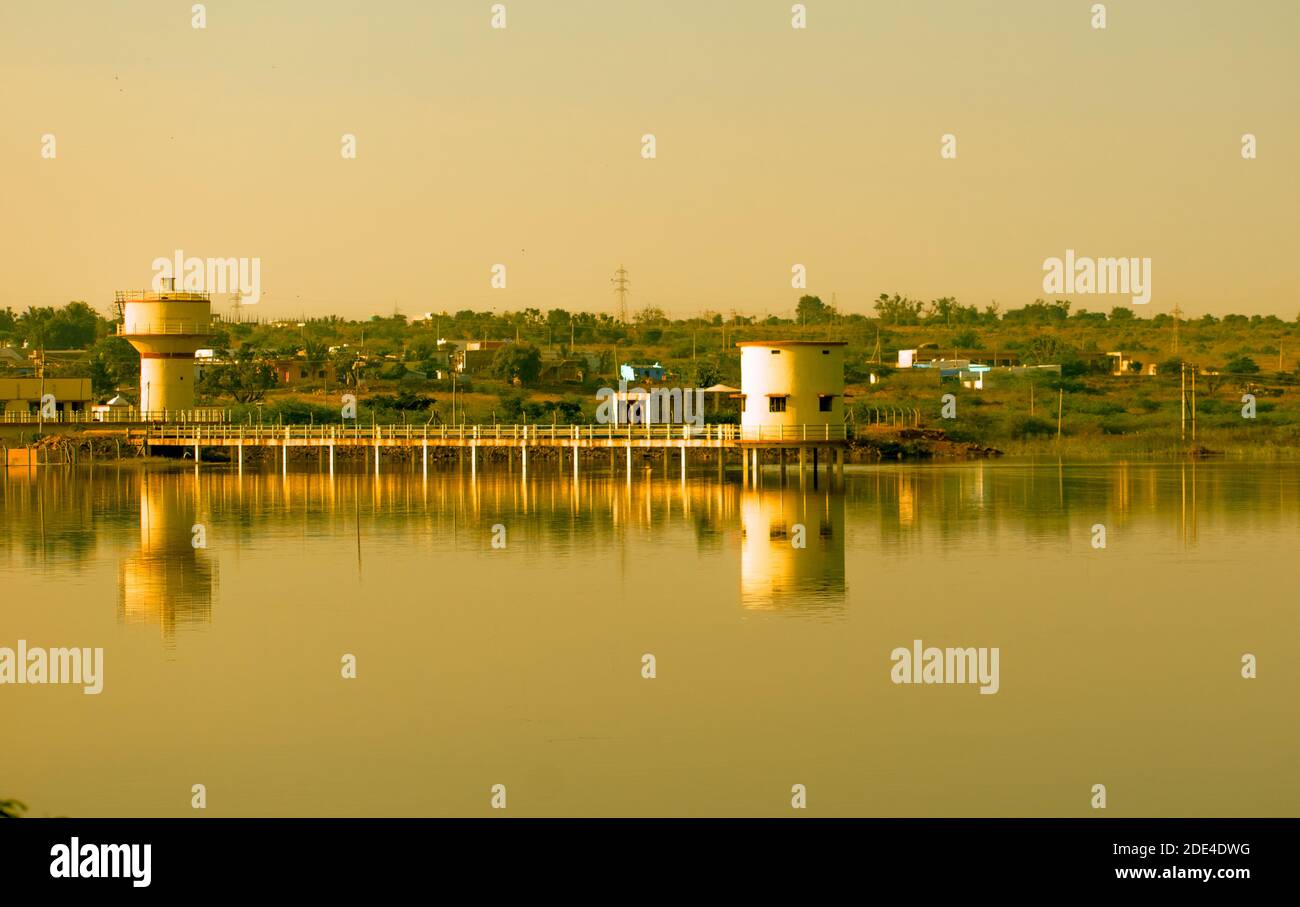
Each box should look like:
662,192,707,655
141,422,850,443
2,408,231,425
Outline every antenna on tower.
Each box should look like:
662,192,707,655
1171,303,1183,355
231,290,243,323
611,264,630,324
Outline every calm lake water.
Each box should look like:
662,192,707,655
2,459,1297,817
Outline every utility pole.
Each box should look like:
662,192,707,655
38,344,46,435
611,265,630,324
1191,364,1197,441
1171,303,1182,355
1180,363,1187,441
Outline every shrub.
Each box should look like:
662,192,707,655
1008,415,1056,439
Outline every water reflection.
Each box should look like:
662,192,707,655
2,460,1297,637
740,487,845,613
3,459,1299,817
118,474,216,644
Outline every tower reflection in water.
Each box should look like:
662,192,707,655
118,474,216,644
739,485,846,614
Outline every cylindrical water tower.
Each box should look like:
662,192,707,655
116,284,213,415
738,340,846,434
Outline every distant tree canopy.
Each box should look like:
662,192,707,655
874,293,925,325
491,342,542,384
331,348,366,388
7,302,106,349
634,306,666,326
1223,354,1260,374
1002,299,1071,325
796,295,834,325
200,347,276,403
685,357,724,388
86,336,140,397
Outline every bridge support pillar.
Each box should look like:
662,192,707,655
680,443,686,483
521,443,528,476
422,441,428,478
194,442,200,466
237,443,243,476
282,444,287,476
798,447,806,488
625,444,632,484
573,445,579,481
374,443,380,475
470,441,477,479
742,447,749,485
328,444,334,477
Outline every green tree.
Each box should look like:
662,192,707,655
88,356,116,397
1223,354,1260,374
491,342,543,384
86,336,140,394
331,348,365,388
873,293,924,325
796,295,833,325
686,357,724,387
51,301,104,347
201,348,276,403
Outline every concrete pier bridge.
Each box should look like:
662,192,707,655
137,422,850,485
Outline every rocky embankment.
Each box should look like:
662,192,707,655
850,428,1002,461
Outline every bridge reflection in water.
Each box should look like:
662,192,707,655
101,466,849,643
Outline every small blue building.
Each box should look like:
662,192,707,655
619,362,666,382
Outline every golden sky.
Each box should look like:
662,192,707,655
2,0,1297,321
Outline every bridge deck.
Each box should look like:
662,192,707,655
138,423,849,448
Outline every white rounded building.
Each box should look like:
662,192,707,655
738,341,846,439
